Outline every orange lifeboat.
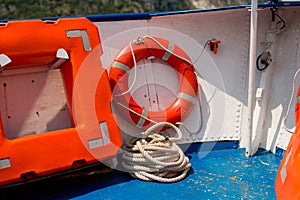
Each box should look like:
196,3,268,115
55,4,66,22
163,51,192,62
275,85,300,199
0,18,122,186
109,37,198,128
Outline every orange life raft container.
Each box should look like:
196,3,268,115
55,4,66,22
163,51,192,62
275,85,300,199
109,37,198,128
0,18,122,186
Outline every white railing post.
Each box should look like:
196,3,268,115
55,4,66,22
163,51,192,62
246,0,258,157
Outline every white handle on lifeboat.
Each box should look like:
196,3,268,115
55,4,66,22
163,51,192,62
49,48,69,70
0,54,12,71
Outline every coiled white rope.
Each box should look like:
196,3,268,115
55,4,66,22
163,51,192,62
122,122,191,183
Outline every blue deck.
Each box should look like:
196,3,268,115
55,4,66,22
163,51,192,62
0,147,281,200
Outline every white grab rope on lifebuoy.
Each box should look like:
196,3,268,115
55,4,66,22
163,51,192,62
122,122,191,183
110,36,205,134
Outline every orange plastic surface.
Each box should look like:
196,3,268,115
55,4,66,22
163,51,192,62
0,18,122,186
275,86,300,200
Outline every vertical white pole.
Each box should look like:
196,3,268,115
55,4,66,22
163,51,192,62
246,0,258,157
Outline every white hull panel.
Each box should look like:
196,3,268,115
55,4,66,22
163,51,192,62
96,6,300,152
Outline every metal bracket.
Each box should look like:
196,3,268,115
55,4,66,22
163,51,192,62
0,158,11,169
100,121,111,145
280,148,292,183
66,30,91,51
256,88,263,101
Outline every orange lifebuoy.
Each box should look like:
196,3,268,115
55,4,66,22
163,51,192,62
109,37,198,128
295,86,300,124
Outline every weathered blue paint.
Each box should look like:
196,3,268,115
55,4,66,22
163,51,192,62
0,147,281,199
275,147,286,159
70,148,280,200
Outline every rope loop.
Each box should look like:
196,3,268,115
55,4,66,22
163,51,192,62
122,122,191,183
